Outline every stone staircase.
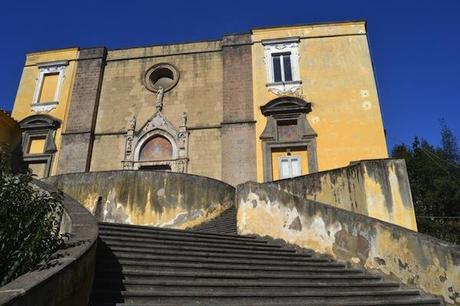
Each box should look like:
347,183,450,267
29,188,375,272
89,209,443,306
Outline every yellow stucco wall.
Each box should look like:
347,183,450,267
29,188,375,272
251,21,388,182
11,48,79,176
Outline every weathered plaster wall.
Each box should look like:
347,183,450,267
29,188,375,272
251,21,388,182
270,159,417,230
236,182,460,305
43,171,234,229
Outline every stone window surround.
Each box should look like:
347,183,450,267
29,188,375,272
143,63,180,93
19,114,61,177
260,96,318,182
31,60,68,113
262,37,301,95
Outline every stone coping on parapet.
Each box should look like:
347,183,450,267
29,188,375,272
47,169,235,189
0,180,98,306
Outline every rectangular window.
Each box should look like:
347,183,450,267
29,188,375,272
27,136,47,154
38,73,59,103
271,52,292,83
279,156,301,179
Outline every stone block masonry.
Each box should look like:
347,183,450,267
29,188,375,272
57,48,107,174
221,34,257,185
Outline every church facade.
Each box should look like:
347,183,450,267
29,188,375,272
11,20,388,186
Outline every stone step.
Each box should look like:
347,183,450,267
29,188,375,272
96,298,443,306
93,289,423,304
100,269,379,282
93,278,402,292
99,234,284,251
99,222,246,240
103,245,320,262
90,221,442,306
100,238,309,256
99,229,269,246
96,259,363,275
97,252,337,267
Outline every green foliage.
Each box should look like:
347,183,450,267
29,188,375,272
391,123,460,244
417,218,460,245
0,152,66,286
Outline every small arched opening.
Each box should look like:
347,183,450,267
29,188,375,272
138,135,173,170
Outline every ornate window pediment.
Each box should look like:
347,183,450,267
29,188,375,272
259,96,318,182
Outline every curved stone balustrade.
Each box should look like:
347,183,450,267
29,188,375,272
43,170,235,229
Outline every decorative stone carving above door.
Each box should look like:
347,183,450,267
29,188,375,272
122,63,188,172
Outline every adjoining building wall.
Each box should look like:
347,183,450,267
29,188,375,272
270,159,417,230
251,21,388,182
11,48,79,177
43,171,235,229
236,182,460,305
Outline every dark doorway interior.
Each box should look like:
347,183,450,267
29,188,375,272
139,165,172,171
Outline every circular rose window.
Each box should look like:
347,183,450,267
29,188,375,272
143,63,179,93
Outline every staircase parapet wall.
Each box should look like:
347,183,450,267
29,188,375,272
236,181,460,305
269,158,417,231
0,180,98,306
43,170,235,229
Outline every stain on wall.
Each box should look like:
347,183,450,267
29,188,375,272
236,182,460,305
271,159,417,230
43,170,234,229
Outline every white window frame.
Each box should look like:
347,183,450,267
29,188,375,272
31,60,68,113
271,52,293,83
263,37,301,95
278,155,302,179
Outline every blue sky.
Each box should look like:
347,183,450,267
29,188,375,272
0,0,458,150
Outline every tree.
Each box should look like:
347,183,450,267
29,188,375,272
391,122,460,244
0,150,66,285
440,119,460,164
